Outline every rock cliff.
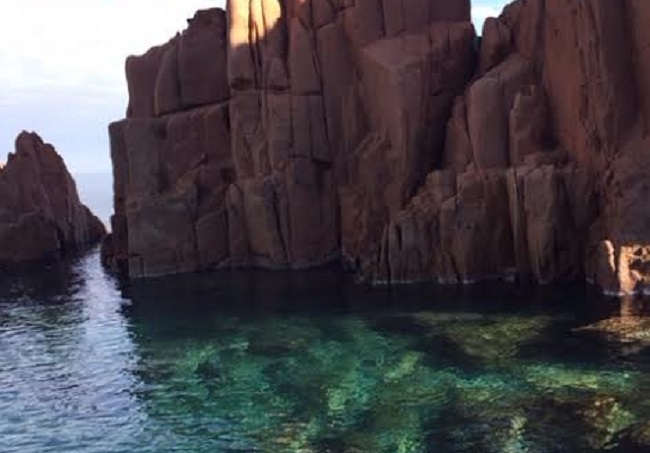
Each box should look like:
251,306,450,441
106,0,650,295
0,132,106,263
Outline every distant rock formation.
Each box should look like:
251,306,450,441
106,0,650,295
0,132,106,263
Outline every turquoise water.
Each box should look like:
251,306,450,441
2,251,650,452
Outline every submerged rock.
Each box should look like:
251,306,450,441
0,132,105,263
630,421,650,447
577,317,650,344
378,312,555,368
126,307,650,453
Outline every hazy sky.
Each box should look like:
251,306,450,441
0,0,506,176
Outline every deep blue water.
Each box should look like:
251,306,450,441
1,250,650,453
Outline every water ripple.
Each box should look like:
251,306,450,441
1,251,650,452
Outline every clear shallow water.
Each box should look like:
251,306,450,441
2,251,650,453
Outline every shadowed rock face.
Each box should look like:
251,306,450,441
0,132,106,263
106,0,650,295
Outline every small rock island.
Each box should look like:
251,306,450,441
0,132,105,263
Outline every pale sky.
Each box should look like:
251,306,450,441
0,0,505,175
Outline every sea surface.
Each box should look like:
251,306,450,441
1,250,650,453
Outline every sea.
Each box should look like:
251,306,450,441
1,247,650,452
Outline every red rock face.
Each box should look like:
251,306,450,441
380,0,650,293
107,1,650,295
108,4,474,278
0,132,106,263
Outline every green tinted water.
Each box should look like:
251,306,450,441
1,251,650,452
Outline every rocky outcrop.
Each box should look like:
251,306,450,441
106,0,650,295
106,4,475,278
0,132,106,263
378,0,650,294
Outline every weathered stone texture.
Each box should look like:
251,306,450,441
106,1,650,295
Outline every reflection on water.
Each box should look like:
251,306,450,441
0,250,143,452
2,250,650,452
